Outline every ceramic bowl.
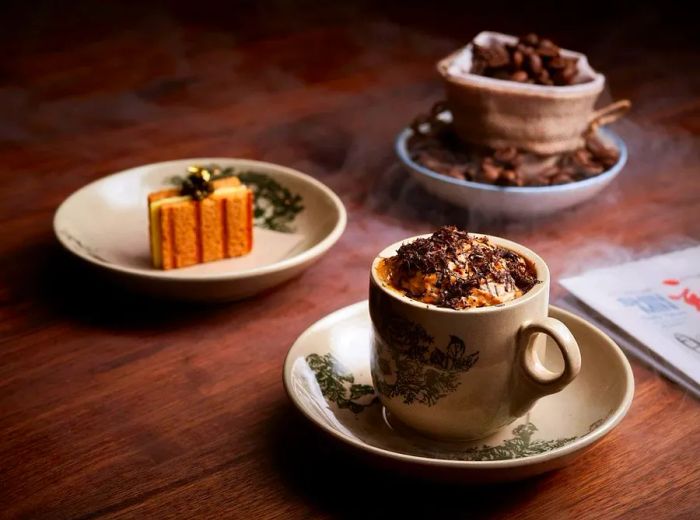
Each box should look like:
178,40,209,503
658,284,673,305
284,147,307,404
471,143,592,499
396,125,627,219
54,158,346,301
284,301,634,482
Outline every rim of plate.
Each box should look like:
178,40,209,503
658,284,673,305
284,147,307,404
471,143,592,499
283,301,635,469
53,158,347,281
395,125,627,194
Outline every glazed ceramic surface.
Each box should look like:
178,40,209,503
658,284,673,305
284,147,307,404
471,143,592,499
54,158,346,301
395,122,627,219
283,301,634,482
369,234,581,440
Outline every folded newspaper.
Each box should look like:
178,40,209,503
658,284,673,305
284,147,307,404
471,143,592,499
559,246,700,398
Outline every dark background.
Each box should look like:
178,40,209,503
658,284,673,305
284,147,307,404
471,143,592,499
2,0,698,143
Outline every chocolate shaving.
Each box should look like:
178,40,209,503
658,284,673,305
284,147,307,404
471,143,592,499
385,226,537,310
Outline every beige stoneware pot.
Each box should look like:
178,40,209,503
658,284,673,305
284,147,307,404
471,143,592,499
438,31,608,154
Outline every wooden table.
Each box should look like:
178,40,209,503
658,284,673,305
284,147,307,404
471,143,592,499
1,2,698,518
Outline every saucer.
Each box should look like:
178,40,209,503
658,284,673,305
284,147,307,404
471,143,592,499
283,301,634,482
395,117,627,218
54,158,346,301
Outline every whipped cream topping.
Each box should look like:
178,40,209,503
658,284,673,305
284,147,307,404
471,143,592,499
381,227,537,310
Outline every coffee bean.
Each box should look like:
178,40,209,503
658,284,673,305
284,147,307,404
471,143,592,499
409,113,619,188
527,53,543,74
470,33,580,86
580,164,604,176
549,56,566,69
512,50,524,68
538,39,559,57
561,64,577,81
499,169,520,185
446,166,467,179
489,44,510,68
551,173,573,185
522,33,539,46
494,147,518,163
538,68,551,85
481,163,501,182
517,43,532,55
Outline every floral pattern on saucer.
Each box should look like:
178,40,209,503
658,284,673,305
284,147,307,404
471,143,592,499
286,301,633,481
304,350,604,461
305,353,378,413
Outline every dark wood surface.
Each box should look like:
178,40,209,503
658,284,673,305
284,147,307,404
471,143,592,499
1,2,699,518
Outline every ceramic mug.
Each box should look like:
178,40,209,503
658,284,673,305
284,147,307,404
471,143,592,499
369,233,581,440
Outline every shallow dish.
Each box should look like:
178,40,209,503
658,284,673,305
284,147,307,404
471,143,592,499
54,158,346,301
396,123,627,219
284,301,634,482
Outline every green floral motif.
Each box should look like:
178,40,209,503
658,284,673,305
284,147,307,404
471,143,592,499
461,423,578,461
457,416,607,460
168,166,304,232
586,409,613,433
306,353,378,413
587,417,606,433
236,171,304,233
373,312,479,407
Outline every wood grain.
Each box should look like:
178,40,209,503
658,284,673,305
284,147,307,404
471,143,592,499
1,1,699,518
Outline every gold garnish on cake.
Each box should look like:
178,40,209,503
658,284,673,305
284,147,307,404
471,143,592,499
148,165,253,270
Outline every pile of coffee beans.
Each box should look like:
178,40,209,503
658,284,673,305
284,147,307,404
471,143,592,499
409,121,619,187
471,33,580,86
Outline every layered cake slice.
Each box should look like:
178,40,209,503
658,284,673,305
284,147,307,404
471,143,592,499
148,176,253,270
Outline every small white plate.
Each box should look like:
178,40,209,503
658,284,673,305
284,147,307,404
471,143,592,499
396,120,627,218
284,301,634,482
54,158,346,301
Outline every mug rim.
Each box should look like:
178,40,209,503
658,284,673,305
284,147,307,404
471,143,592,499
370,232,549,314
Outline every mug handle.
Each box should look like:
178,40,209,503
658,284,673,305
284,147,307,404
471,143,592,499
517,317,582,394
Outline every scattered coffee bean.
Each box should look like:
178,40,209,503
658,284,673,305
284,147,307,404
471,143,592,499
409,121,620,187
511,70,529,82
494,147,518,163
500,169,523,186
550,172,573,184
481,161,501,182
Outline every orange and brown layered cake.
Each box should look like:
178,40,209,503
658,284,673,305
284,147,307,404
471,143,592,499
380,226,537,309
148,168,253,270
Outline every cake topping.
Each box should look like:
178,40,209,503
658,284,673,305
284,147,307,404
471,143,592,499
180,165,218,200
381,226,537,309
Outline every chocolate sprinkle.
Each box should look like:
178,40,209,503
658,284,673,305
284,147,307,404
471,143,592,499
385,226,537,309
